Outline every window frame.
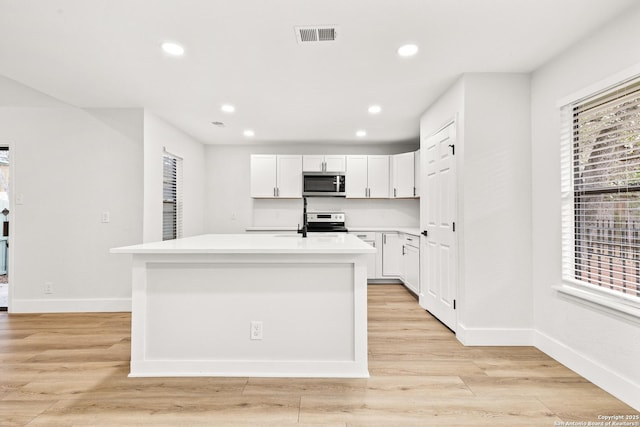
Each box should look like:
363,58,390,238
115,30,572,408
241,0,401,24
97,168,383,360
558,69,640,323
162,152,183,241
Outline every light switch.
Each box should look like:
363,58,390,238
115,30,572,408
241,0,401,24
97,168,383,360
16,193,24,205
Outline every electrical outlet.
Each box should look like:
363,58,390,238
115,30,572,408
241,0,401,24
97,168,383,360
250,321,263,340
101,211,110,223
44,282,53,294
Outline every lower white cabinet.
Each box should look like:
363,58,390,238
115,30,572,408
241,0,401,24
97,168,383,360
382,232,403,277
350,232,378,279
350,231,420,294
402,235,420,294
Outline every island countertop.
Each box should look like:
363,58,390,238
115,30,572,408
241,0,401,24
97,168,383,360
111,233,376,255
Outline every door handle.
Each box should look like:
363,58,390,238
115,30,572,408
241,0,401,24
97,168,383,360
421,230,428,236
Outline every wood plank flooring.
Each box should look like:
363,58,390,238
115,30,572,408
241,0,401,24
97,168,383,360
0,284,635,426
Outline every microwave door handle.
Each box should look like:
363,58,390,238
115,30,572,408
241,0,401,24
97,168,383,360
336,175,340,192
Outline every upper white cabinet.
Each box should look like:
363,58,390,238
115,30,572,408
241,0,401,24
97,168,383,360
250,154,302,198
391,152,416,198
302,155,346,172
414,149,420,197
346,155,390,198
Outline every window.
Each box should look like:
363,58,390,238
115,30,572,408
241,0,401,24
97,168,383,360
561,76,640,305
162,153,183,241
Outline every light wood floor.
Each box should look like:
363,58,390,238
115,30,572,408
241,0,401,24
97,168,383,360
0,284,635,426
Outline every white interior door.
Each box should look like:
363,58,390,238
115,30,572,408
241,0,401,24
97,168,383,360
419,121,457,331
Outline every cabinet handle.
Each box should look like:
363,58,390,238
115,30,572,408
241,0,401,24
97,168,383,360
273,187,276,197
402,245,405,255
357,235,367,238
413,187,416,197
383,234,386,244
394,188,397,197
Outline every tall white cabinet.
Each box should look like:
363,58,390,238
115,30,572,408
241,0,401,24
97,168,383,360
250,154,302,198
345,155,390,198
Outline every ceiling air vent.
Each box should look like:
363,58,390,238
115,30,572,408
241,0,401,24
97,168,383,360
295,26,339,44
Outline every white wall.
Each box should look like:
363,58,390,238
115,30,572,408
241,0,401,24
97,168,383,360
0,76,144,312
143,111,205,242
204,143,419,233
419,73,533,345
531,4,640,410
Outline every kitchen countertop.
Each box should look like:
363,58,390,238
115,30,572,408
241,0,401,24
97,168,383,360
111,233,376,255
246,226,421,236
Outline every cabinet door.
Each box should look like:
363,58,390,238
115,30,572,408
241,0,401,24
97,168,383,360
382,232,402,277
276,155,303,198
367,155,390,198
403,244,420,294
302,155,324,172
324,155,346,172
346,155,368,198
414,149,420,197
392,152,415,198
250,155,277,198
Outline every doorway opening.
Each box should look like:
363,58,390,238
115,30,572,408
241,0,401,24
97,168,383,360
0,146,9,311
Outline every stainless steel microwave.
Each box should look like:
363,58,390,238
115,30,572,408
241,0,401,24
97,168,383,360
302,172,346,197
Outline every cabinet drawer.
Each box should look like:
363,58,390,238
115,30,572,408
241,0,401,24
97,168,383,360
350,232,376,241
403,234,419,247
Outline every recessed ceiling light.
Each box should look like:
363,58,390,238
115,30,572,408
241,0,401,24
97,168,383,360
243,130,255,137
397,43,418,57
161,41,185,56
221,104,235,113
356,130,367,138
368,105,382,114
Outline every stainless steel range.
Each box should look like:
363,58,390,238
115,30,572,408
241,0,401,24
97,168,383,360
306,212,348,233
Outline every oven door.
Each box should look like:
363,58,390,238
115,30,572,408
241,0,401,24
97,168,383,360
303,173,346,197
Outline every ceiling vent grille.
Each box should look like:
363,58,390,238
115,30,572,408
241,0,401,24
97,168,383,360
295,26,339,44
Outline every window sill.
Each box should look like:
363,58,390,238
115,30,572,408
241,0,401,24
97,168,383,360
554,281,640,325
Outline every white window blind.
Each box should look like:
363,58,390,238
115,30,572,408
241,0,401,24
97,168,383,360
162,153,183,241
561,77,640,299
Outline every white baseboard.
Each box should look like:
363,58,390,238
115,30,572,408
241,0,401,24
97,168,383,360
535,330,640,411
10,298,131,313
456,324,534,346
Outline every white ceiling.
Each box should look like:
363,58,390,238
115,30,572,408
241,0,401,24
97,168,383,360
0,0,637,145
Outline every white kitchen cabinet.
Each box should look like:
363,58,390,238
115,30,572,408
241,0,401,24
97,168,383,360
382,232,402,277
302,155,346,172
346,155,390,198
391,152,415,198
250,154,302,198
350,232,378,279
250,155,278,198
414,149,420,198
402,234,420,294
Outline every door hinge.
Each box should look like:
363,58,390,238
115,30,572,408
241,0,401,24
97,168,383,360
448,144,455,155
453,299,456,310
452,221,455,232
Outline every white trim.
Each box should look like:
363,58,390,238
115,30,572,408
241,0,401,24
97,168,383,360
10,298,131,313
456,324,534,346
557,61,640,107
554,282,640,324
535,330,640,411
0,141,14,312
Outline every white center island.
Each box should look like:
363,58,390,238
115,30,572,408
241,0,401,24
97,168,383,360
111,233,375,378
